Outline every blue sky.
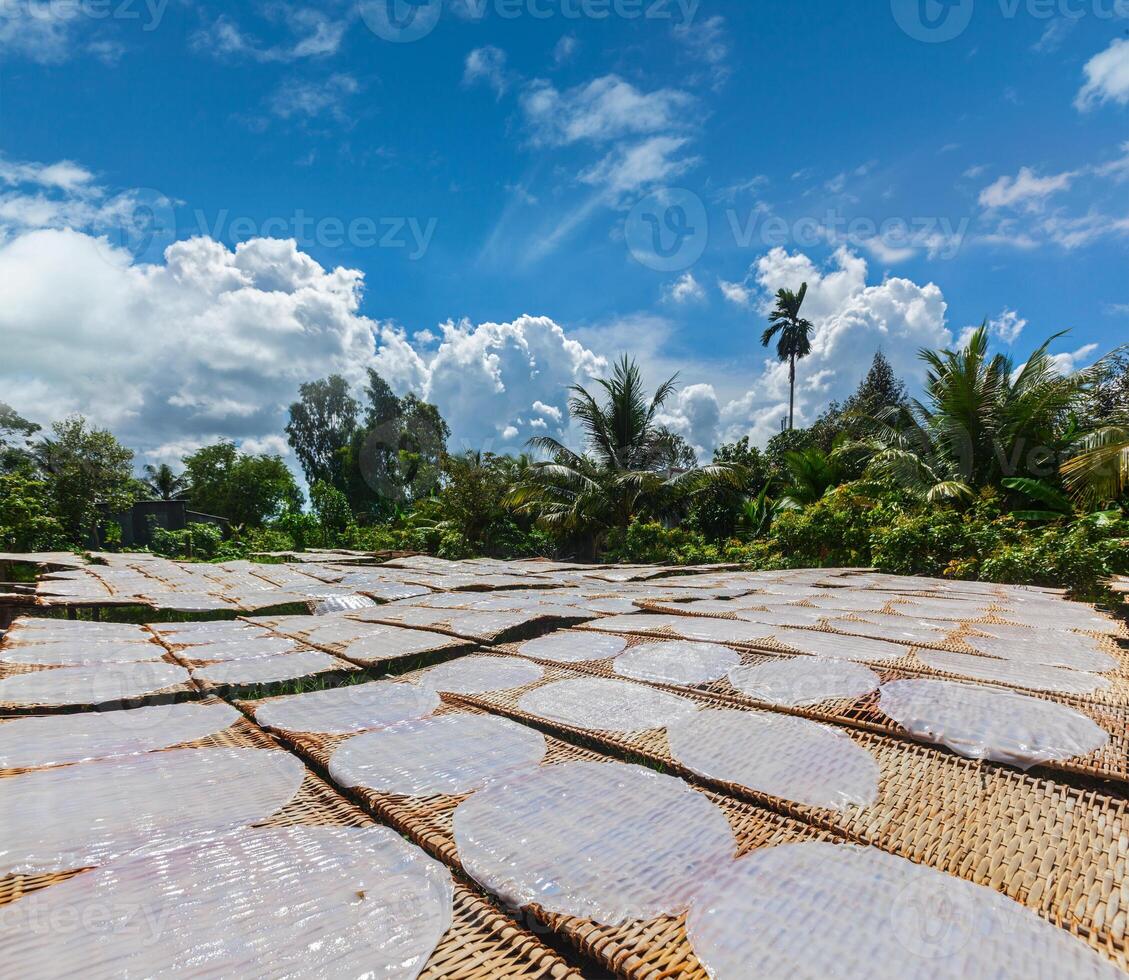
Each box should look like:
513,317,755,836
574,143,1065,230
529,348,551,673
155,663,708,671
1,0,1127,467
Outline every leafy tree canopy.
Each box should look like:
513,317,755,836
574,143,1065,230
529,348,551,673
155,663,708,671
182,442,302,527
285,375,359,487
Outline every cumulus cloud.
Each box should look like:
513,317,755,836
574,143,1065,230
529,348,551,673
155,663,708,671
663,272,706,304
987,308,1027,344
1076,38,1129,111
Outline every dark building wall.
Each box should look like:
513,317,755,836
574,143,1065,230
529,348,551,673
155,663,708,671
104,501,230,547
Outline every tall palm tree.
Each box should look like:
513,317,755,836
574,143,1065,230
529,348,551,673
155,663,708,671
762,282,814,430
839,326,1091,503
509,356,740,559
142,463,189,501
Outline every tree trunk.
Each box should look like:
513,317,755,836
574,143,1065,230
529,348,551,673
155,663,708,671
788,353,796,430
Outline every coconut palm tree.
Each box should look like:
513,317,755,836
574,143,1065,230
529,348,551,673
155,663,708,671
141,463,189,501
509,355,741,559
762,282,814,430
1061,423,1129,507
839,326,1090,503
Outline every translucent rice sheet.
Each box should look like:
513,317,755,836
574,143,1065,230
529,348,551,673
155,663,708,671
0,702,241,771
0,661,190,707
254,681,440,735
453,760,736,925
518,677,698,733
961,634,1117,673
175,636,301,661
916,649,1112,695
732,607,829,628
833,612,956,636
0,827,454,980
805,593,891,613
587,614,693,635
294,618,375,646
0,748,305,875
891,599,993,621
877,679,1109,769
667,709,879,810
314,593,377,615
518,631,627,664
342,628,466,665
613,641,741,685
10,624,149,645
191,650,342,686
415,655,544,694
685,842,1122,979
771,629,909,663
0,639,166,666
329,714,546,795
666,617,778,646
823,618,950,645
728,659,880,707
994,604,1118,634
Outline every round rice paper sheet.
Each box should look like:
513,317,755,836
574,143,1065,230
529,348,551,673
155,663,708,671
255,682,439,735
192,650,341,686
877,679,1109,769
454,760,736,925
329,714,546,796
0,661,189,708
686,841,1122,980
0,702,241,770
728,659,880,707
667,709,879,810
0,827,453,980
518,631,627,664
416,655,544,694
961,634,1116,673
518,677,698,733
613,641,740,685
0,748,305,875
178,636,301,661
771,629,909,664
917,649,1111,695
823,618,949,646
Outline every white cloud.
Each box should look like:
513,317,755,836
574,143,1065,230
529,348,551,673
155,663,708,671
532,400,563,422
552,34,578,66
268,74,359,123
1076,38,1129,111
718,279,754,307
663,272,706,304
978,167,1075,211
520,75,695,147
192,10,347,63
671,15,730,87
1048,344,1099,376
1032,18,1074,54
464,46,509,97
578,136,698,198
986,308,1027,344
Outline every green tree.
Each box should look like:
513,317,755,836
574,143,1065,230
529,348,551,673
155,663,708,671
0,403,41,474
285,375,359,487
140,463,189,500
36,417,136,546
512,356,740,559
761,282,814,430
0,472,68,552
310,479,351,535
843,326,1089,503
182,442,302,526
810,351,909,453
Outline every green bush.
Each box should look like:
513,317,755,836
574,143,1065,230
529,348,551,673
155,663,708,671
604,521,720,565
0,472,69,552
149,520,227,560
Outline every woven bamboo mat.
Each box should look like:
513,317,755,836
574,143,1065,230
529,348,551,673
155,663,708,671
445,663,1129,969
578,618,1129,711
0,657,199,716
492,635,1129,786
237,693,838,980
0,707,579,979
